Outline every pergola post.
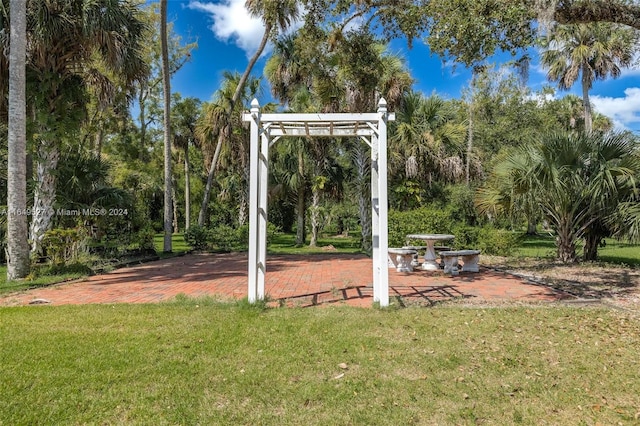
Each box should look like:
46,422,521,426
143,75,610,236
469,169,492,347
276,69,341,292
371,132,380,302
257,114,269,300
247,99,260,303
376,98,390,307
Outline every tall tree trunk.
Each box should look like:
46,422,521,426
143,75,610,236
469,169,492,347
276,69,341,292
138,88,148,159
94,128,104,159
184,145,191,230
466,99,474,185
172,177,179,233
30,141,59,256
7,0,30,279
161,0,173,252
555,217,578,263
583,232,601,261
295,144,306,246
296,186,306,246
309,189,320,248
353,144,371,253
238,163,250,226
581,69,593,133
197,23,272,226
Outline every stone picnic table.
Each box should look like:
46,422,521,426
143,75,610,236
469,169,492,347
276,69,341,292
406,233,455,271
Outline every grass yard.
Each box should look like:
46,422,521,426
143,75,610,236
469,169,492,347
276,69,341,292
2,301,640,425
154,233,191,257
268,233,363,255
516,234,640,266
0,265,87,296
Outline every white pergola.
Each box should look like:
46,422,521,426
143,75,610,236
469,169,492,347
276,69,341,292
242,98,395,306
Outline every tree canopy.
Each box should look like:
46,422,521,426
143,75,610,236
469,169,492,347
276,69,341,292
302,0,640,66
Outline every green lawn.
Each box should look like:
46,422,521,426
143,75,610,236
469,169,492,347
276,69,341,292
153,232,191,257
516,234,640,266
2,301,639,425
267,233,363,255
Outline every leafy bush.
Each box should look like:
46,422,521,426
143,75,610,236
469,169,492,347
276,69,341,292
477,227,520,256
446,184,480,225
389,208,453,246
451,224,480,248
136,226,157,253
41,228,87,265
184,225,211,251
210,224,238,252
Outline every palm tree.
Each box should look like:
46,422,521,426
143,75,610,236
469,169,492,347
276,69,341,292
172,95,201,231
5,0,30,279
540,23,637,133
390,92,467,190
197,72,263,227
264,34,314,246
339,38,413,253
198,0,300,226
160,0,172,252
479,131,640,263
1,0,148,256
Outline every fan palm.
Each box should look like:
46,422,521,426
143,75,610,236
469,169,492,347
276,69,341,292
198,0,300,225
479,131,640,263
172,95,201,231
0,0,148,255
540,23,637,133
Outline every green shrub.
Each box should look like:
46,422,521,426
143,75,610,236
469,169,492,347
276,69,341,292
446,184,480,225
136,226,157,252
210,224,238,252
389,208,453,246
451,224,480,248
477,227,520,256
41,228,87,265
210,222,282,252
184,225,211,250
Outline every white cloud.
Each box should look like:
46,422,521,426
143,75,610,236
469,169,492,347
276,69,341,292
187,0,305,58
187,0,266,56
591,87,640,131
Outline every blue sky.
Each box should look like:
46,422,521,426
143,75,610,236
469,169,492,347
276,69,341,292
166,0,640,133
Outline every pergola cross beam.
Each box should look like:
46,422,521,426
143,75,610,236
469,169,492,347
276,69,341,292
242,98,394,307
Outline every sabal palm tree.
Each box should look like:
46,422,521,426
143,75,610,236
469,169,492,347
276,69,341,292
172,95,201,231
334,34,413,252
5,0,30,279
0,0,148,255
264,34,314,245
390,92,466,188
197,72,263,226
161,0,172,252
540,23,637,133
198,0,300,225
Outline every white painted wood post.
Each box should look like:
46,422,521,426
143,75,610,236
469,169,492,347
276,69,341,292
247,99,260,303
371,133,380,303
257,118,269,300
377,98,390,307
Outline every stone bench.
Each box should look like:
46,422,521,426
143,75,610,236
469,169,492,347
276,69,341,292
402,245,426,267
439,250,481,275
388,248,417,272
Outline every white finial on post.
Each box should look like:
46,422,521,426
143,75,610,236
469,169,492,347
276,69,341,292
378,97,387,113
251,98,260,117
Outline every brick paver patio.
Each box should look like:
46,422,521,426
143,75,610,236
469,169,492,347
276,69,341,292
0,253,572,307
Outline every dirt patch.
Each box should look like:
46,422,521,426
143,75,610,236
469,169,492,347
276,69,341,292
481,255,640,311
